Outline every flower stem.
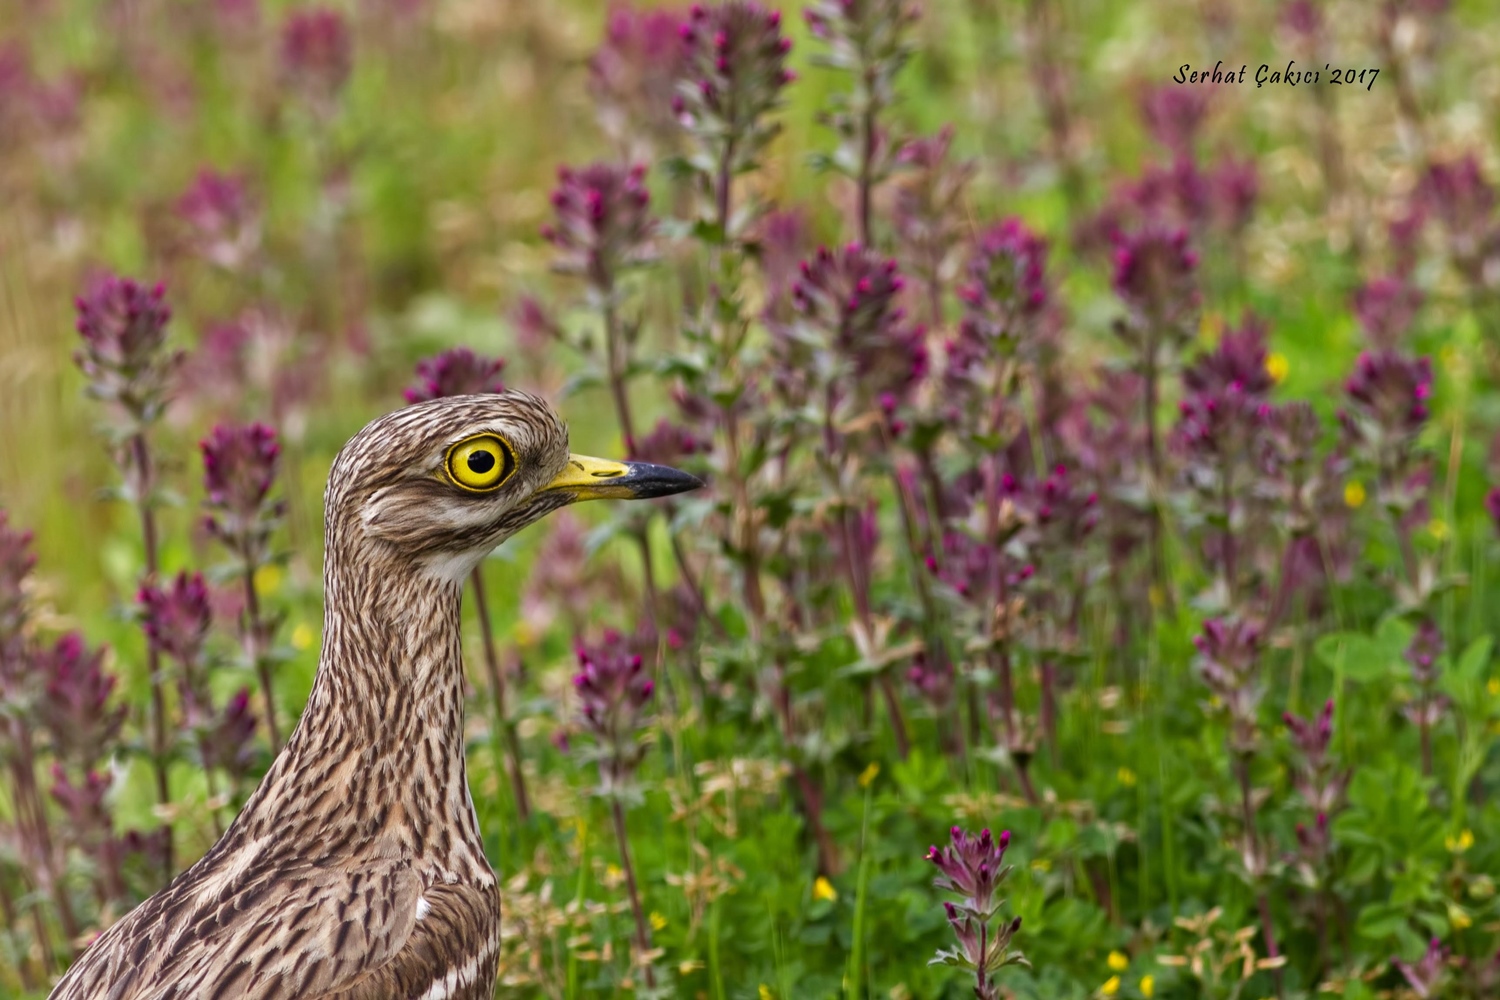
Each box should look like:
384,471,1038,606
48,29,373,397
609,796,655,989
8,726,79,947
241,563,283,751
469,569,529,821
130,431,174,879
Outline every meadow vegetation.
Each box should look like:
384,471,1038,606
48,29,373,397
3,0,1500,997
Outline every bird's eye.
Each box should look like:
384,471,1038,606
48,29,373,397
445,435,515,493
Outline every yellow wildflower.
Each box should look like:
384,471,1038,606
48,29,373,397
759,987,774,1000
253,563,283,596
1428,518,1449,541
1449,904,1473,931
1198,312,1222,344
1140,974,1155,998
1486,677,1499,697
813,876,838,902
649,911,667,931
1107,951,1129,972
1117,767,1137,788
1100,975,1121,996
512,619,537,648
858,762,881,788
606,863,622,880
1265,352,1289,385
1344,481,1366,509
291,623,315,651
1030,858,1052,872
1447,829,1475,853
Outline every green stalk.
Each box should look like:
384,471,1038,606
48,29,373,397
844,784,873,1000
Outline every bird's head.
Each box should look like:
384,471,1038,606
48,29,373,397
324,391,702,582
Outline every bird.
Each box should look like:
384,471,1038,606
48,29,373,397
49,391,703,1000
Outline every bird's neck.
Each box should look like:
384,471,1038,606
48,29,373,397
228,538,491,882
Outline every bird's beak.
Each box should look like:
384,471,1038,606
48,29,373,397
541,454,704,502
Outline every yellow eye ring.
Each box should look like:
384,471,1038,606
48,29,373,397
445,435,516,493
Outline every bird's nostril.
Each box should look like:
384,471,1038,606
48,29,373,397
591,469,623,479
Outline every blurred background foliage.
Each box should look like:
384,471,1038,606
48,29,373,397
5,0,1500,997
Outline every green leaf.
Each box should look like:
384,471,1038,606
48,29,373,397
1456,635,1493,680
1355,900,1408,941
1314,631,1387,682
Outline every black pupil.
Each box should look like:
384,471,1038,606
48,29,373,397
467,449,497,475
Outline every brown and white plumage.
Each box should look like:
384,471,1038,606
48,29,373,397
49,392,701,1000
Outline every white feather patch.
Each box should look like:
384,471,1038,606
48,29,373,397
422,549,485,585
414,933,498,1000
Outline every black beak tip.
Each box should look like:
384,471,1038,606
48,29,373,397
625,462,705,499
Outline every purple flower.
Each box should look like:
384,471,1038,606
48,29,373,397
404,348,507,403
176,169,261,271
1418,156,1495,236
928,527,1028,604
629,418,705,467
1486,487,1500,533
926,826,1013,918
1280,0,1322,39
279,7,352,112
1195,616,1263,675
1111,225,1201,338
1284,698,1334,760
26,71,83,144
1127,157,1212,232
1285,699,1350,817
1352,276,1422,349
804,0,919,69
1406,619,1444,684
892,127,976,320
202,423,280,517
138,571,213,666
1394,938,1449,999
181,316,254,409
201,687,260,782
1210,154,1259,233
575,631,654,730
1194,616,1265,748
789,243,929,404
542,162,656,290
589,4,689,154
37,632,126,769
49,765,113,831
956,219,1049,346
74,274,179,417
49,764,128,899
1182,312,1273,399
573,630,655,788
758,207,811,305
1004,464,1099,549
1390,210,1427,277
674,2,792,165
0,510,35,638
509,295,563,359
1343,350,1433,441
906,650,954,708
1138,84,1208,154
202,422,284,564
